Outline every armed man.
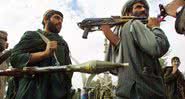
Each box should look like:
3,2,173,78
9,10,73,99
100,0,170,99
0,30,9,99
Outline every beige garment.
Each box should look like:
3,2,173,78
0,52,8,99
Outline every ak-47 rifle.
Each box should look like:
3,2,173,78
77,16,148,39
77,5,167,39
0,60,128,76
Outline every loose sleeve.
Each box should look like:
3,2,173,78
10,31,41,68
131,20,170,58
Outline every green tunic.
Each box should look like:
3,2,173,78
105,20,170,99
10,29,72,99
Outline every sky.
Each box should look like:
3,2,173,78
0,0,184,88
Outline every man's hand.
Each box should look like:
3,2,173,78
147,17,160,29
28,41,58,64
165,0,185,17
44,41,58,57
100,25,112,33
100,24,120,46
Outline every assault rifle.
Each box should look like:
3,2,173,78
77,4,167,39
0,60,128,76
77,16,148,39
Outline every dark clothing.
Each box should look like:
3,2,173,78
105,20,169,99
175,6,185,34
10,29,72,99
163,67,185,99
6,77,21,99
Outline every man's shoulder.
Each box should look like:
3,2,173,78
130,20,143,25
22,30,40,38
24,30,38,34
128,19,146,30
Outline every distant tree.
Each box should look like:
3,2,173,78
159,49,171,68
159,58,168,67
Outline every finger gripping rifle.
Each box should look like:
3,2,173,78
77,16,148,39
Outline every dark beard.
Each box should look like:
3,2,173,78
47,21,60,33
132,11,148,18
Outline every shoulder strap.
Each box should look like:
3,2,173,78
36,31,60,66
36,31,50,43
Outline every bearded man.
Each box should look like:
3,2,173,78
10,10,73,99
100,0,170,98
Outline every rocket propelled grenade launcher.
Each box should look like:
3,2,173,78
0,60,129,76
